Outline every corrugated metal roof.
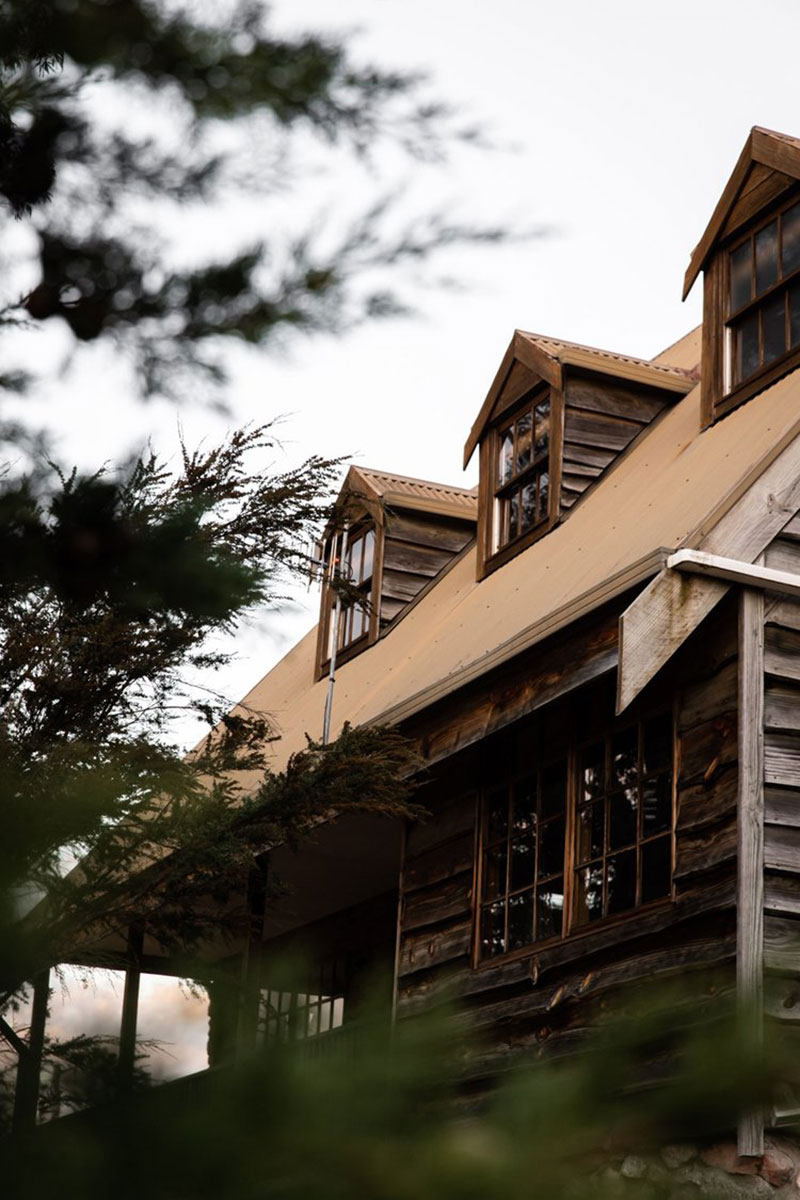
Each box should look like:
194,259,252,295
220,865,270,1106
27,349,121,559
518,331,698,382
230,356,800,784
353,467,477,514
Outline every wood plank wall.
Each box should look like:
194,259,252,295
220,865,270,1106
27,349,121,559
761,524,800,1082
394,598,740,1084
561,375,673,511
379,511,474,626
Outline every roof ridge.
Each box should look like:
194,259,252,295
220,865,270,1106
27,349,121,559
518,330,697,378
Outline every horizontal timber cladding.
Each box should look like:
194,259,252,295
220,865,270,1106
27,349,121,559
394,598,740,1080
378,510,474,627
762,530,800,1087
559,373,673,513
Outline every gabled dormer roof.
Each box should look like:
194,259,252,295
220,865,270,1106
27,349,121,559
683,126,800,300
463,330,696,468
347,466,477,520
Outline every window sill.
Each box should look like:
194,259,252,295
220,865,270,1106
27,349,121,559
472,893,675,972
715,345,800,421
480,514,555,579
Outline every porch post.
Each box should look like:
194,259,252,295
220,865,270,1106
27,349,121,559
12,968,49,1132
237,855,267,1054
118,924,143,1087
737,586,765,1156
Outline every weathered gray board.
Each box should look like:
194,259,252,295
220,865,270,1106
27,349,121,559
618,428,800,713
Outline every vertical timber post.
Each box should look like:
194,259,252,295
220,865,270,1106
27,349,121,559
238,855,267,1055
737,586,765,1156
118,924,143,1088
12,968,49,1133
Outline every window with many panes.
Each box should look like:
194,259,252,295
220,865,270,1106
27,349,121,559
493,391,551,552
258,959,346,1043
726,195,800,392
476,711,674,963
479,759,568,959
574,714,673,927
322,524,376,659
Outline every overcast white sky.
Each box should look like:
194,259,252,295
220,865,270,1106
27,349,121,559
10,0,800,745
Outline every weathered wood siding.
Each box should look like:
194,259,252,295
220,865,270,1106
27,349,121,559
761,528,800,1070
379,510,474,626
395,598,740,1082
561,374,672,511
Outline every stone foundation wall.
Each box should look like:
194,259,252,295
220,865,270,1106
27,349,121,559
600,1139,800,1199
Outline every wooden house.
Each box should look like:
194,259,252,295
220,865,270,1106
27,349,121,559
16,126,800,1176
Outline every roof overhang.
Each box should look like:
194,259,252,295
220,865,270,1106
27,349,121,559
683,126,800,301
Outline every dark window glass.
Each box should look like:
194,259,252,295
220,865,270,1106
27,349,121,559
508,890,534,950
541,761,565,819
642,776,671,837
641,838,672,904
481,903,506,958
643,716,672,773
515,411,532,474
577,802,604,863
582,743,605,799
573,714,673,929
755,220,779,294
730,241,753,312
607,850,637,915
512,778,536,835
538,471,550,521
478,758,567,959
783,201,800,278
791,281,800,349
609,790,637,850
540,816,565,878
576,865,603,924
508,491,519,540
611,726,638,790
736,310,760,382
487,790,508,842
509,837,534,891
537,879,563,940
534,399,550,457
763,291,787,364
484,844,507,900
494,391,550,552
520,481,536,533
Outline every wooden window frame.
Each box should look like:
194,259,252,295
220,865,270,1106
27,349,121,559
315,520,382,678
705,187,800,424
472,707,676,969
477,384,563,579
259,959,346,1043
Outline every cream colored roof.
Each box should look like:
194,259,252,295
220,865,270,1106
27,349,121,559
235,353,800,781
650,325,702,372
351,466,477,516
518,330,698,386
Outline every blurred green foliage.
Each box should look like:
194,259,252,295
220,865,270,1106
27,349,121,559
1,981,795,1199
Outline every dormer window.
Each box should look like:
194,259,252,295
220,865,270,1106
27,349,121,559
493,392,551,552
333,524,376,653
726,195,800,391
683,128,800,425
466,331,691,580
314,466,476,680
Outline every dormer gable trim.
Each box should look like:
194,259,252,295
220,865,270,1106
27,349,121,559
683,126,800,301
464,331,695,469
